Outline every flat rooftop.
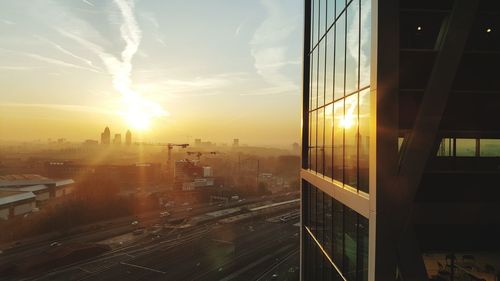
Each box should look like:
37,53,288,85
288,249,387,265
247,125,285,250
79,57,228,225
0,190,36,206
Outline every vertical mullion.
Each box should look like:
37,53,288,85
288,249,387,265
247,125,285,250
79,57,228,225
357,0,361,193
342,5,347,186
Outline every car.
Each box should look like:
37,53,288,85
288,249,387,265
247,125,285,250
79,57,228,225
271,273,279,280
160,211,170,217
186,207,193,212
50,242,61,247
131,220,139,225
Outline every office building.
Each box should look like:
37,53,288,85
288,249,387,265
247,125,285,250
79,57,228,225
100,126,111,145
113,134,122,145
125,130,132,146
301,0,499,280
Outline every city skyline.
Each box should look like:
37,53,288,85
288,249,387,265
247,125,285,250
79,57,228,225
0,0,302,146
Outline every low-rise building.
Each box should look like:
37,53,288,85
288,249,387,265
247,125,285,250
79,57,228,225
0,190,36,220
0,175,74,219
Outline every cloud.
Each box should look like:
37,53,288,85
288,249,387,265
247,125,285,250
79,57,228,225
0,102,116,115
0,45,101,73
0,19,15,25
250,0,300,95
133,72,249,99
24,52,101,73
34,35,101,71
0,66,41,71
155,36,167,47
82,0,95,7
235,22,243,36
58,0,168,129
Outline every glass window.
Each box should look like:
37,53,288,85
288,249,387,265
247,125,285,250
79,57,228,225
334,14,346,100
324,195,333,258
316,190,325,243
344,207,357,281
398,137,405,153
359,0,371,88
313,0,319,47
318,107,325,148
345,0,360,94
302,181,310,225
332,199,344,268
358,89,370,193
310,0,314,50
325,104,333,147
344,93,358,188
311,110,317,148
310,147,317,171
311,50,318,110
327,0,335,28
456,138,476,157
437,138,453,157
319,0,327,37
358,216,369,281
325,30,335,104
318,40,326,107
309,185,317,231
318,147,325,175
325,147,333,179
317,108,325,174
336,0,345,19
480,139,500,157
333,100,344,183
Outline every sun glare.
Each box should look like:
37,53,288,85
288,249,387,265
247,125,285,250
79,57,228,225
124,109,151,131
340,115,355,129
119,91,169,132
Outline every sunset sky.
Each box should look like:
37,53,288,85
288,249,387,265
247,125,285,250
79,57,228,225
0,0,302,146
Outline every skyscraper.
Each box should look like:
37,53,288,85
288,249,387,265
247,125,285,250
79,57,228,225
301,0,499,280
125,130,132,146
100,126,111,145
113,134,121,145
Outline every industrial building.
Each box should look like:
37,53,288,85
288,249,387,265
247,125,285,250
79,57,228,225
301,0,500,280
0,190,36,220
0,175,74,220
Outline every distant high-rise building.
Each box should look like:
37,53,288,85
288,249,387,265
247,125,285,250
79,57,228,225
233,138,239,147
301,1,500,280
113,134,121,145
100,127,111,145
125,130,132,146
194,138,201,146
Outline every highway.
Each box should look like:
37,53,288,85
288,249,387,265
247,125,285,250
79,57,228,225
1,195,300,281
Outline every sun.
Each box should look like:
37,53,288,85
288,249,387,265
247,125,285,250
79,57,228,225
120,92,169,132
124,109,151,131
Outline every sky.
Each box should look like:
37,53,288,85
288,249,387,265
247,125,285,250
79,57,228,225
0,0,303,147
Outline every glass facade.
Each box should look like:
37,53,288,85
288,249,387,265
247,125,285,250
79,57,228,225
303,182,369,280
308,0,371,194
304,0,371,279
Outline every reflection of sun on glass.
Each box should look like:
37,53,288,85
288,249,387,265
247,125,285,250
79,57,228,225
340,115,355,129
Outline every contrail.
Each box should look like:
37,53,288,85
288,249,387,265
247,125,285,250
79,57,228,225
58,0,168,129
